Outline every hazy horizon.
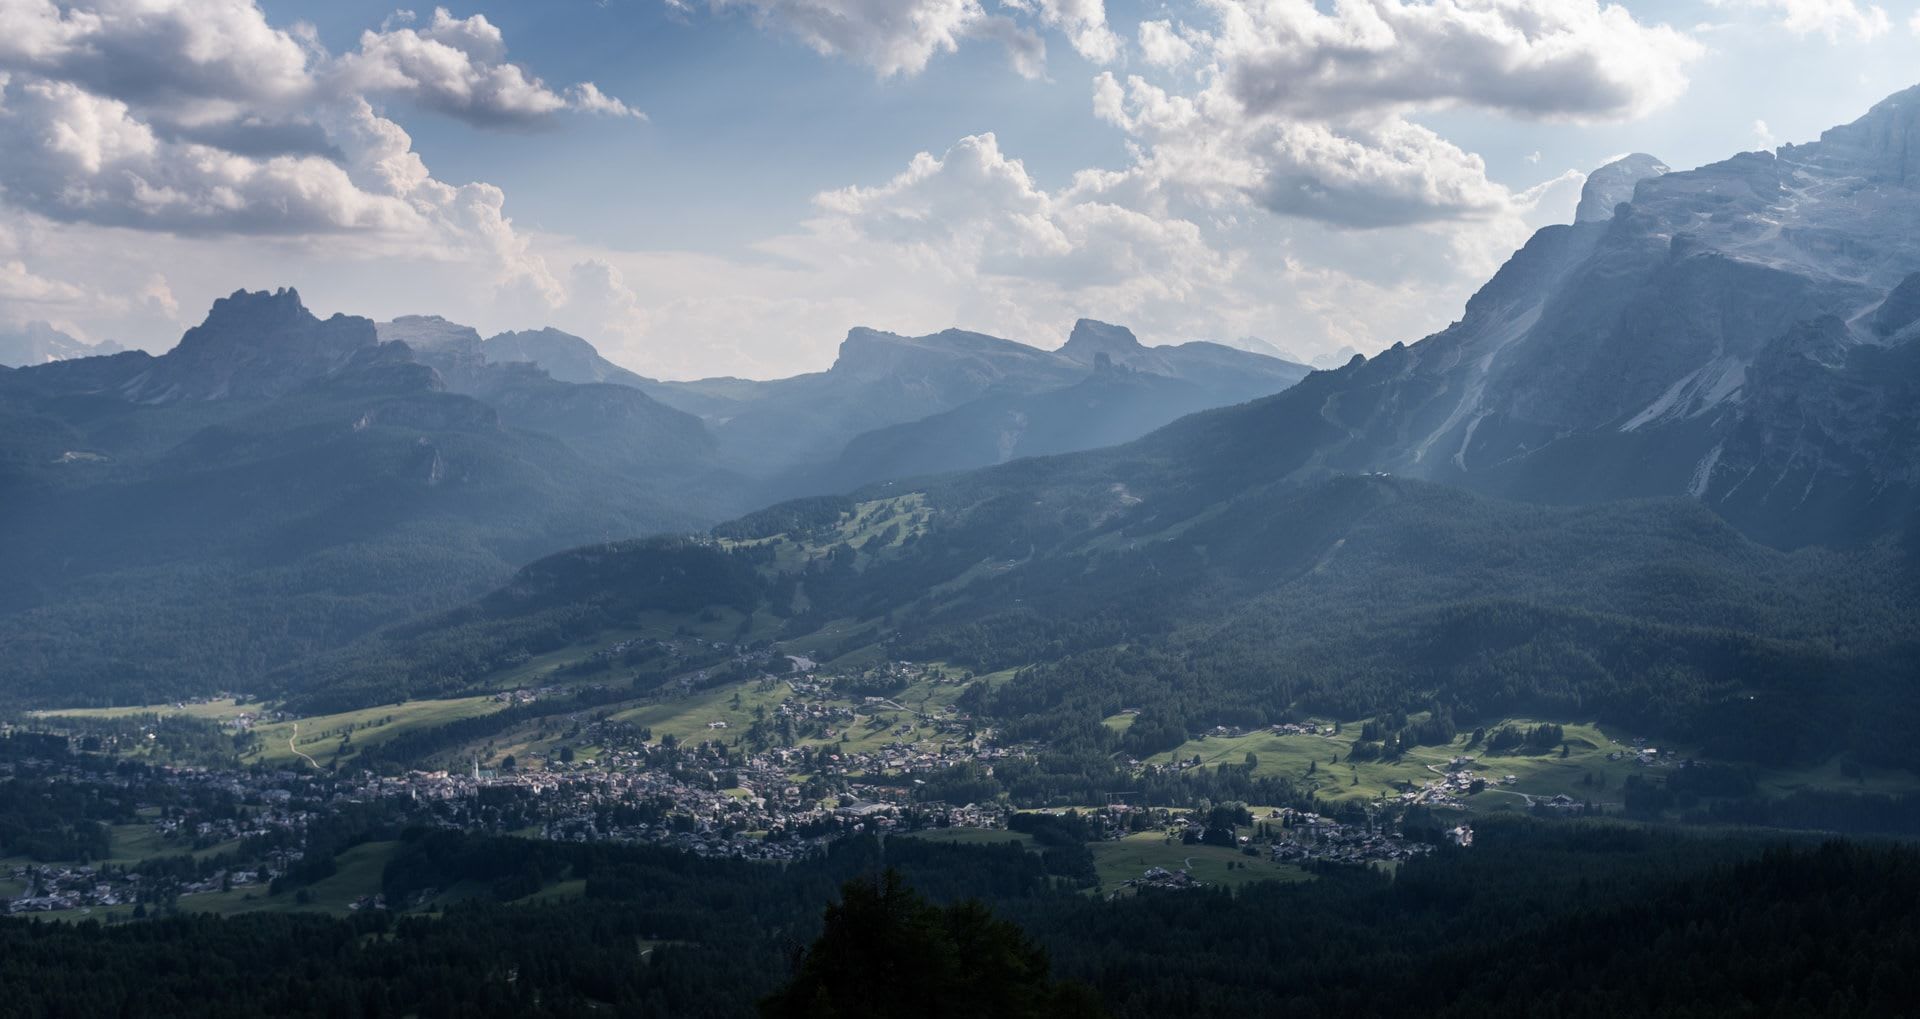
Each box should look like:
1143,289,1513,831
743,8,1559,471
3,0,1918,380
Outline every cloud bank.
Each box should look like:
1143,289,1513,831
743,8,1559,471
670,0,1116,78
0,1,641,336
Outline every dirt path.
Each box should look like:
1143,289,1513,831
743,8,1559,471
288,722,320,769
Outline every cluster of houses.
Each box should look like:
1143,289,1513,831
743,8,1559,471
1126,866,1204,891
4,860,280,916
1607,738,1670,766
1270,721,1337,737
491,687,564,706
0,756,332,916
1264,808,1440,866
1184,720,1338,741
5,864,134,914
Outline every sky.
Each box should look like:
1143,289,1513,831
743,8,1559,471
1,0,1917,379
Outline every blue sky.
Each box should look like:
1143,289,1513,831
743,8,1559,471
265,0,1138,248
3,0,1919,378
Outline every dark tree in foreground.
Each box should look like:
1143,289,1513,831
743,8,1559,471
761,871,1104,1019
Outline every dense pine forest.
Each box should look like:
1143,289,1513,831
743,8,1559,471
1,818,1915,1017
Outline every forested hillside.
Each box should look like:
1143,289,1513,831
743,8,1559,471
284,456,1918,767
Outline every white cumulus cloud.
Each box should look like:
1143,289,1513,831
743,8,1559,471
336,8,643,126
1206,0,1703,123
1136,19,1198,68
1002,0,1121,62
1094,72,1512,227
0,257,87,304
0,0,641,331
1083,1,1701,230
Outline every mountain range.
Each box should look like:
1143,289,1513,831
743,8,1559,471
0,291,1306,706
0,289,730,704
365,312,1310,497
275,87,1920,765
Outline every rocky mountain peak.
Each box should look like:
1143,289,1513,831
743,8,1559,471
830,327,934,379
126,287,376,401
379,315,483,351
381,316,487,391
1059,319,1144,362
487,327,598,363
484,327,651,388
1575,153,1669,223
196,287,316,331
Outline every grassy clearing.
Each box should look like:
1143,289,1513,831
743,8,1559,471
174,841,401,917
509,878,586,905
612,678,790,749
249,697,504,768
718,494,929,572
1089,832,1310,893
838,494,929,553
1153,718,1648,809
896,827,1308,896
105,824,241,865
189,843,390,918
32,698,266,722
780,616,877,661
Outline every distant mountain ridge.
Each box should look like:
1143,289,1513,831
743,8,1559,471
649,319,1309,483
386,314,1311,493
0,321,123,367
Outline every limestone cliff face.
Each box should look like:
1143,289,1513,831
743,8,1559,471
1187,86,1920,547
